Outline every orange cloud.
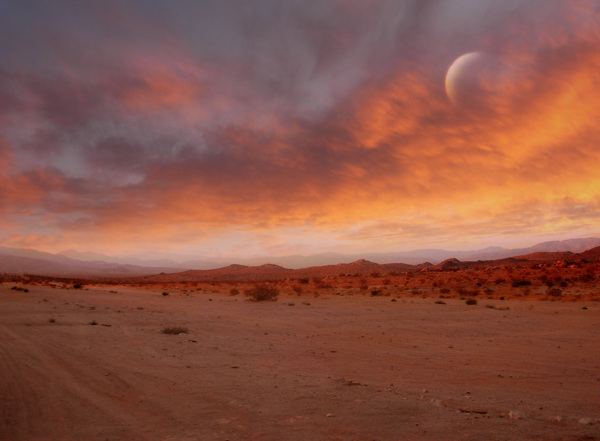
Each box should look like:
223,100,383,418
3,1,600,257
118,72,202,111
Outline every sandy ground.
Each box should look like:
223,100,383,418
1,283,599,441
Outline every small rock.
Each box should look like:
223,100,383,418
553,415,562,422
509,410,525,419
326,413,335,418
430,399,442,407
579,417,593,425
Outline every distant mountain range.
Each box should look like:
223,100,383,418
56,237,600,269
1,237,599,278
0,247,180,278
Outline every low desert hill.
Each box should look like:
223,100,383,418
512,251,576,261
125,244,600,283
579,245,600,259
135,259,407,283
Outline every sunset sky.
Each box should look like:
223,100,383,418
1,0,600,260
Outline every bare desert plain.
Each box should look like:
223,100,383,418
1,271,599,441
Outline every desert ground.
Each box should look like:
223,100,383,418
1,279,599,441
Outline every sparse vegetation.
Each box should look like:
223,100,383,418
457,287,480,297
244,285,279,302
511,279,532,288
161,326,189,335
359,278,368,290
547,287,563,298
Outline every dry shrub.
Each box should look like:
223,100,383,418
511,279,531,288
244,285,279,302
547,287,563,298
162,326,189,335
457,287,480,297
359,278,368,290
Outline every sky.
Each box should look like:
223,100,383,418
1,0,600,260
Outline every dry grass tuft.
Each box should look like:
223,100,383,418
244,285,279,302
161,326,189,335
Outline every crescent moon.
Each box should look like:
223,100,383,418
445,52,484,105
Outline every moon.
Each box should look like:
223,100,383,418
445,52,487,106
